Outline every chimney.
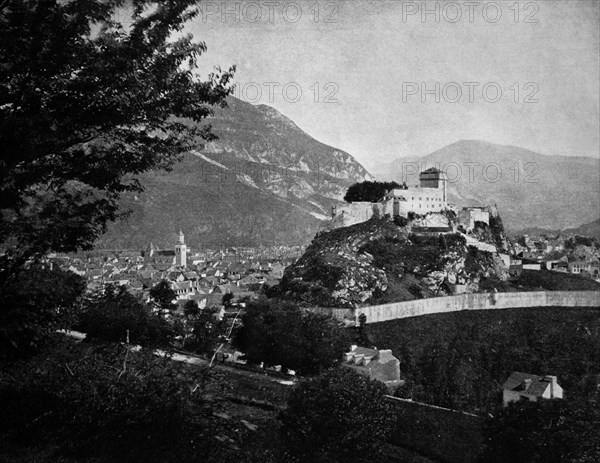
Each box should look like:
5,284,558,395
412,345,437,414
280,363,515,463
350,344,357,352
522,379,532,390
544,375,558,397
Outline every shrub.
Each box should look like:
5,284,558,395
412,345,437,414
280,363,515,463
280,368,395,463
344,181,400,203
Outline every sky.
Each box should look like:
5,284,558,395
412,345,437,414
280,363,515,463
174,0,599,169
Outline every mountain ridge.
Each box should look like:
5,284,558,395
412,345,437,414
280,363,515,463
97,97,373,249
370,140,600,232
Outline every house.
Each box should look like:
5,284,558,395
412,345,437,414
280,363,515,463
502,372,563,406
341,345,402,388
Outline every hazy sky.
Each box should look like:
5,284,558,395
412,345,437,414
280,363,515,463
180,0,599,168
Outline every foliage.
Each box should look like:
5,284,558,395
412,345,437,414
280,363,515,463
512,270,600,291
189,307,227,355
0,340,274,463
393,215,409,227
149,279,177,312
222,292,234,306
280,368,394,463
183,299,200,317
233,298,351,375
343,181,400,203
566,235,598,249
0,0,235,283
78,284,173,347
366,307,600,414
488,212,508,251
479,398,600,463
0,266,85,359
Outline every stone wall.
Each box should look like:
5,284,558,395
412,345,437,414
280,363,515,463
311,291,600,324
331,202,383,228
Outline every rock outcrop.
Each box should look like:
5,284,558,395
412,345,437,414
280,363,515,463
277,215,509,308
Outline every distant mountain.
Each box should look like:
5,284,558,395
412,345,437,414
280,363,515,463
371,140,600,232
511,218,600,242
98,97,372,249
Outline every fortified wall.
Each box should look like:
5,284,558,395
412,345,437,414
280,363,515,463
330,202,384,228
309,290,600,325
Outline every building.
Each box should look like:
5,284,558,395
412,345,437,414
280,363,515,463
568,260,600,278
341,345,402,387
381,168,449,217
143,231,188,268
175,230,187,268
458,206,490,233
502,372,563,406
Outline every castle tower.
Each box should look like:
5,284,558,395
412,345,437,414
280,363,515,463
175,230,187,268
419,167,447,203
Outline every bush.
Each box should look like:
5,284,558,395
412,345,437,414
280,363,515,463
0,266,85,360
280,368,394,463
343,181,400,203
78,285,173,347
0,341,259,463
480,398,600,463
233,298,351,375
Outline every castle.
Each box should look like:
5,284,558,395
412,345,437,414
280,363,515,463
331,167,490,231
381,167,448,216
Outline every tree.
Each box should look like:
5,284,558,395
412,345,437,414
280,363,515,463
233,298,350,375
221,292,234,307
190,307,227,355
343,181,401,203
149,279,177,313
0,0,235,284
0,265,86,359
183,299,200,317
280,368,395,463
78,284,173,347
479,398,600,463
0,340,271,463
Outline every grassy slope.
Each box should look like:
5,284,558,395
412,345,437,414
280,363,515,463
366,306,600,414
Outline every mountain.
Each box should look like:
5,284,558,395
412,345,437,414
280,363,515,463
511,218,600,242
97,97,372,249
370,140,600,232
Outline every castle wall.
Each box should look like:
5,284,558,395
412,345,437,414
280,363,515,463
333,202,383,227
389,186,447,216
310,291,600,324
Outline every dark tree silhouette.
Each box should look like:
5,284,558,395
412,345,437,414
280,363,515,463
0,0,235,284
280,368,395,463
343,181,401,203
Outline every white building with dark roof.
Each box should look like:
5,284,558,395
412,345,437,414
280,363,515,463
341,345,402,387
502,372,563,406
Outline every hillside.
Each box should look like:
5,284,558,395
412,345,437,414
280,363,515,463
275,216,508,308
365,307,600,414
97,97,372,249
371,140,600,232
510,218,600,242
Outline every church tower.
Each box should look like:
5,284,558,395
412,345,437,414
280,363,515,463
175,230,187,268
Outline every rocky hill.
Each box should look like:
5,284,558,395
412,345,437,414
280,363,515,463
371,140,600,232
97,97,372,249
275,215,509,308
